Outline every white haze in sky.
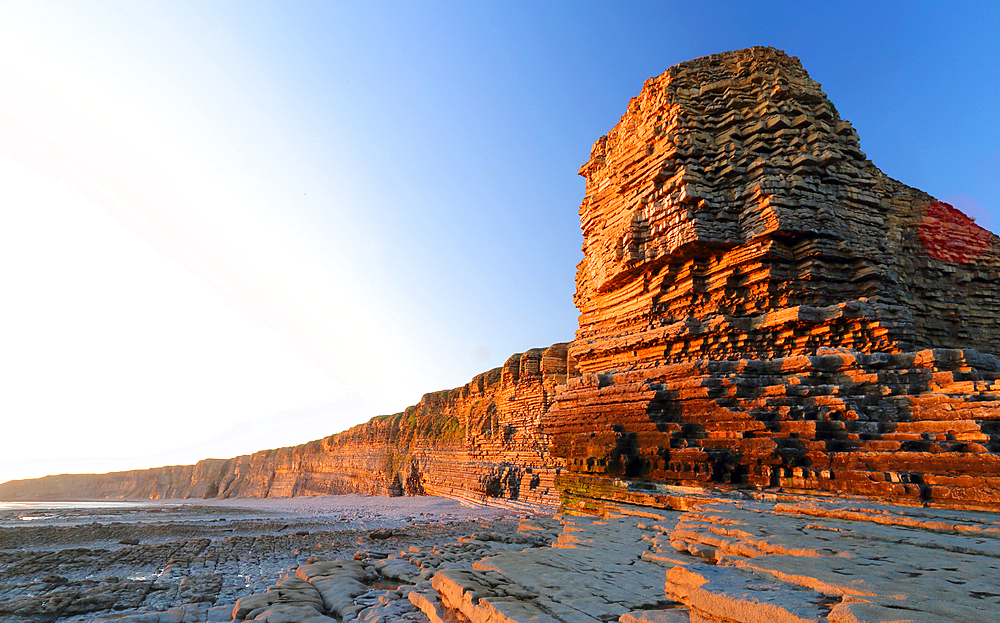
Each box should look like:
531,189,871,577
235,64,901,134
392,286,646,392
0,4,435,483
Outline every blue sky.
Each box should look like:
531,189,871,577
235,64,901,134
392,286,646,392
1,1,997,485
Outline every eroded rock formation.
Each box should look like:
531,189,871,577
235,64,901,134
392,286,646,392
572,47,998,370
549,46,1000,509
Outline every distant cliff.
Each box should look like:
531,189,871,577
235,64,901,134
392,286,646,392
0,344,575,508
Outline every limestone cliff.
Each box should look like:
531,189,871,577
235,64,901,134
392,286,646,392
549,47,1000,510
572,47,999,372
0,344,574,508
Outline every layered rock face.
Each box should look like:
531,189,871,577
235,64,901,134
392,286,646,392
549,47,1000,508
0,345,573,508
4,47,998,514
573,47,998,370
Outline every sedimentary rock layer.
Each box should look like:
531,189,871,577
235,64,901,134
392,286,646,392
547,347,1000,508
551,47,1000,509
572,47,999,373
0,345,574,508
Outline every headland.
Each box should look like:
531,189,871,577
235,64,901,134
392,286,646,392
3,47,999,623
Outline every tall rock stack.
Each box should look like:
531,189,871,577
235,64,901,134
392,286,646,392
548,47,1000,509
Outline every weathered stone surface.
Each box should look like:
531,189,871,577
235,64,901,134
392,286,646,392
3,484,995,623
224,492,999,623
572,47,999,371
654,493,1000,623
620,611,689,623
0,500,520,623
547,47,1000,509
548,348,1000,507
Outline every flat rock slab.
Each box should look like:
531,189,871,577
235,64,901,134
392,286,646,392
10,492,998,623
618,608,691,623
620,611,690,623
396,493,1000,623
652,494,1000,623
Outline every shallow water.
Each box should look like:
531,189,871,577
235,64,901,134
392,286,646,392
0,500,220,529
0,501,155,510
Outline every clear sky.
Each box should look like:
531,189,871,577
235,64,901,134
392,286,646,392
1,1,997,486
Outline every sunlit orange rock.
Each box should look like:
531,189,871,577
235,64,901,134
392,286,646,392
549,47,1000,509
572,47,998,372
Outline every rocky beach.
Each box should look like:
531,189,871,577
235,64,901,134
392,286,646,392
3,491,999,623
0,495,525,622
